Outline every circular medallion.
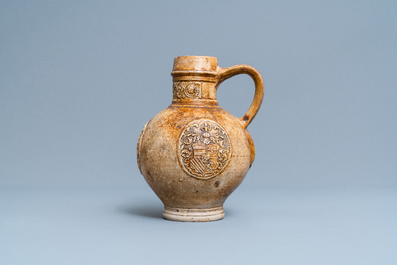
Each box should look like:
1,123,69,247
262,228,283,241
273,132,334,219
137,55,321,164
178,119,231,180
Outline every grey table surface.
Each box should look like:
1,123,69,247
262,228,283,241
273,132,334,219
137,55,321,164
1,185,396,265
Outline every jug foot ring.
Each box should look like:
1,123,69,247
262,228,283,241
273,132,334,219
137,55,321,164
163,206,225,222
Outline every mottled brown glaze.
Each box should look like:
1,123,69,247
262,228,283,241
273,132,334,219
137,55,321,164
137,56,264,222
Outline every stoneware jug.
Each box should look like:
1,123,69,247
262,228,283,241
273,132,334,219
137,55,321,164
137,55,264,222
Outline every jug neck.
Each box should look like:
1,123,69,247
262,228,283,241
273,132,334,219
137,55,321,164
171,56,219,105
171,73,219,104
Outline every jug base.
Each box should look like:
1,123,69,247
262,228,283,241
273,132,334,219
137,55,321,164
163,206,225,222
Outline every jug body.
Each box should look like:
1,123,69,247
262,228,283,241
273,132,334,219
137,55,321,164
137,56,264,222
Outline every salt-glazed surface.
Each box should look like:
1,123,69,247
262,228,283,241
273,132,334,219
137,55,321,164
137,56,264,221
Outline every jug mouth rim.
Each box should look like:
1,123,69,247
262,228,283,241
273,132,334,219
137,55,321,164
174,55,217,60
173,56,219,73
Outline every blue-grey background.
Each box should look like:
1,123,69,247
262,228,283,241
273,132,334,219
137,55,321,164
1,1,396,264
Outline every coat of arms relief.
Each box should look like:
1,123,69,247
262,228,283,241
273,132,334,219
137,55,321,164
178,119,231,180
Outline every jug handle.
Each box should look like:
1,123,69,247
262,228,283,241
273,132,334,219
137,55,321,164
217,65,264,128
